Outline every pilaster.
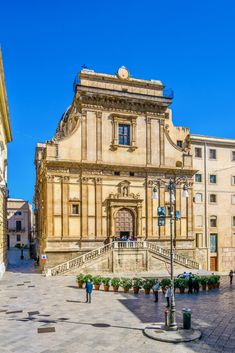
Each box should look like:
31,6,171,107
61,176,69,238
46,175,54,238
146,117,152,165
96,111,102,162
81,110,87,161
95,177,102,238
81,177,89,238
146,179,153,238
159,119,165,166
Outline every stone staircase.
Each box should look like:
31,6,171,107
45,241,199,276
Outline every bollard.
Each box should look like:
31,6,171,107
182,308,191,330
165,309,169,327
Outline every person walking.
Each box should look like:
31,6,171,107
229,270,233,285
165,286,170,308
85,279,93,303
152,280,161,302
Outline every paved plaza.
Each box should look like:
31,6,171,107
0,258,234,353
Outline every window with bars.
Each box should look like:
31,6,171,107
209,194,217,203
118,124,130,145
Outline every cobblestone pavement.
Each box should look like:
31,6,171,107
0,261,234,353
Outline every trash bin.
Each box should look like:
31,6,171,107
182,308,191,329
165,309,170,327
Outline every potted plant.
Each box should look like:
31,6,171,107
83,274,93,283
102,277,111,291
143,279,154,295
76,273,85,288
160,278,171,294
111,277,121,292
199,276,208,291
93,275,102,290
214,275,220,288
132,278,143,294
120,278,132,293
207,276,214,290
175,278,188,294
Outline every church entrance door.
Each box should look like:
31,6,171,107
115,208,134,239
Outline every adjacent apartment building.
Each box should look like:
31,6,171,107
191,135,235,271
34,66,235,273
7,199,33,249
0,50,12,278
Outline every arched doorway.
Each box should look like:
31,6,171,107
115,208,135,239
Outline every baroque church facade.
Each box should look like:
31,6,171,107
35,66,235,272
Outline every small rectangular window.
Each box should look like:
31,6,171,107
195,147,202,158
232,195,235,204
118,124,130,146
209,194,217,203
210,216,217,227
72,204,79,215
177,140,183,148
114,171,120,176
209,175,217,184
129,172,135,176
209,149,216,159
232,151,235,161
16,234,21,242
210,234,217,253
195,174,202,183
232,176,235,185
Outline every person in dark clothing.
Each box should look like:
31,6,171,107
193,277,199,293
85,279,93,303
229,270,233,285
188,276,193,294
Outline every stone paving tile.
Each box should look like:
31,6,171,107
0,262,234,353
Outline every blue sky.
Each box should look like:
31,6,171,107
1,0,235,204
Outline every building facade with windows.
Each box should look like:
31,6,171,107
34,67,196,269
0,51,12,278
191,135,235,271
7,199,33,249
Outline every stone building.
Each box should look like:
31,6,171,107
0,50,12,278
7,199,33,249
191,135,235,271
34,66,197,271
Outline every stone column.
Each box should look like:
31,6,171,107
131,118,137,149
61,176,69,238
137,204,142,238
46,175,54,238
187,184,193,238
81,111,87,161
146,117,152,165
146,179,153,239
96,111,102,162
81,177,89,238
159,119,165,166
95,177,102,238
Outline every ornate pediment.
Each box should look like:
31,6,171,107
109,180,140,200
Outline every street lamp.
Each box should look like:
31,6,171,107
152,177,189,330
